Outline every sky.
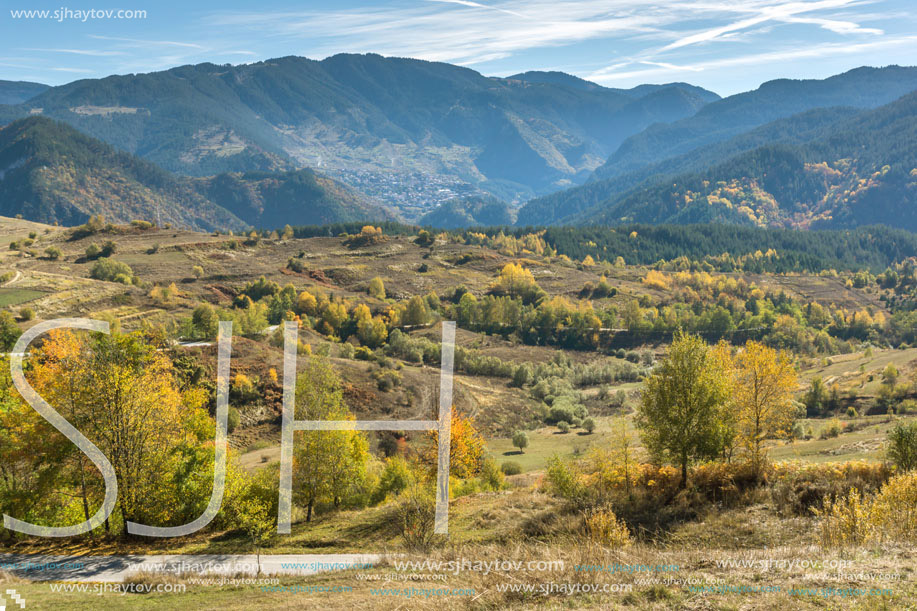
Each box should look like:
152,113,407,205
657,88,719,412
1,0,915,96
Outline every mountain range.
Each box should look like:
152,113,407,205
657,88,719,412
518,66,917,229
0,58,916,233
0,55,719,205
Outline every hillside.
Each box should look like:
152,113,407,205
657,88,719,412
517,106,861,225
3,54,718,202
0,117,396,230
193,168,396,229
418,195,514,228
0,80,49,105
591,65,917,183
0,116,248,231
577,91,917,229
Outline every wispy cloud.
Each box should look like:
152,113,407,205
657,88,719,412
658,0,883,52
206,1,667,65
22,48,126,57
426,0,527,18
204,0,895,70
88,35,206,49
589,34,917,83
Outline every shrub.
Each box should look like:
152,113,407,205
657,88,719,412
368,277,386,299
372,456,415,504
820,418,842,439
770,462,890,516
501,461,522,476
846,406,858,418
395,484,439,552
817,472,917,547
373,369,402,392
85,243,101,259
192,265,205,279
354,346,375,361
44,246,62,260
286,257,306,273
480,458,506,491
584,507,632,548
887,421,917,472
90,258,133,283
227,407,241,434
18,307,34,321
816,488,872,548
545,455,585,505
583,418,596,434
557,421,570,434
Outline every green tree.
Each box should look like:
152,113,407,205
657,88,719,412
0,312,21,351
636,332,731,488
887,421,917,472
803,377,828,416
402,295,432,327
368,277,386,300
191,303,219,339
512,430,529,454
293,358,369,521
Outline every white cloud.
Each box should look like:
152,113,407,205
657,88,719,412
22,48,126,57
87,35,206,50
659,0,882,52
588,34,917,83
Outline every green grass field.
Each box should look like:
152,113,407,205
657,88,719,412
0,287,46,308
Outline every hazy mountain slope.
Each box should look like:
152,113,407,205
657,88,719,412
0,117,395,231
193,169,396,230
7,54,719,199
506,71,720,103
0,116,248,231
578,91,917,230
419,196,514,229
517,106,860,225
0,80,49,105
591,65,917,183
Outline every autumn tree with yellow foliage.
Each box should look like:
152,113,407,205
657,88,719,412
729,341,798,472
489,263,544,304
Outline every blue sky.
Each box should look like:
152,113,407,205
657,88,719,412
1,0,916,95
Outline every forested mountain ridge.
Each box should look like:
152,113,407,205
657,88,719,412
0,117,394,230
418,195,515,228
0,54,719,201
576,91,917,230
591,65,917,184
517,106,861,226
0,80,49,105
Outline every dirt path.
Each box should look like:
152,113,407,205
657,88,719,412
2,270,22,286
